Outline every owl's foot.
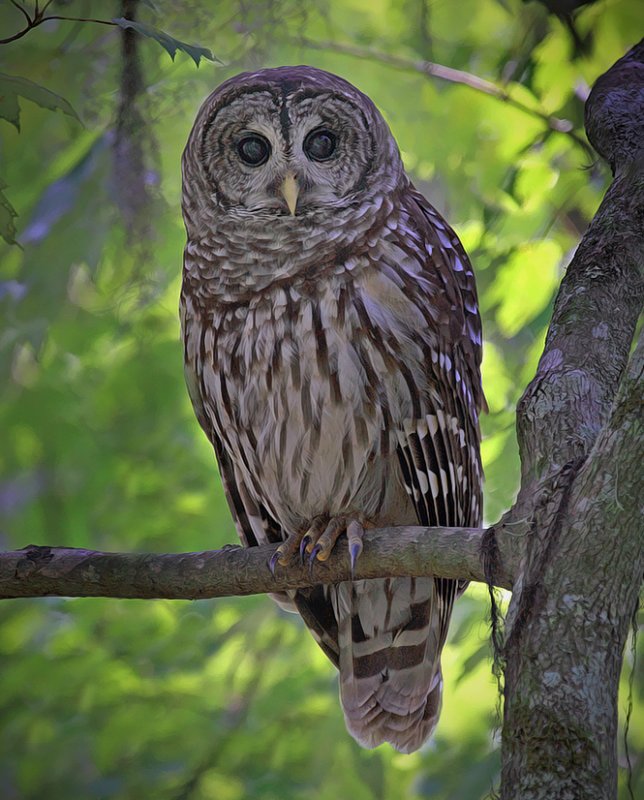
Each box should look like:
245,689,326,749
306,516,363,566
268,516,328,576
303,515,365,577
268,515,365,578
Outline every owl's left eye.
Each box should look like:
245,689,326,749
237,134,271,166
304,128,337,162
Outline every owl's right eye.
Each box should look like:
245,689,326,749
237,134,271,166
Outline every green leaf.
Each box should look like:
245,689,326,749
481,342,513,414
0,73,80,131
485,240,562,337
111,18,218,66
0,179,18,245
0,88,21,130
455,643,490,685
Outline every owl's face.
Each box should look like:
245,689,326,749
183,66,405,229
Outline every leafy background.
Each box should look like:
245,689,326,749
0,1,641,798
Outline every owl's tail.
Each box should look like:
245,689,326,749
331,576,449,754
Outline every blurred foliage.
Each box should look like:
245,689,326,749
0,0,641,798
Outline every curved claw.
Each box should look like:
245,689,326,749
299,535,311,563
268,550,281,577
349,540,363,578
308,544,321,575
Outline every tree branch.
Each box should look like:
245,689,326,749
0,523,517,600
501,325,644,800
0,4,115,46
499,39,644,799
512,38,643,514
283,35,591,153
112,0,153,239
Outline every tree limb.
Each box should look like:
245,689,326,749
507,39,644,579
112,0,153,239
283,35,590,153
501,326,643,800
499,39,644,799
0,523,517,600
0,3,114,46
508,36,644,597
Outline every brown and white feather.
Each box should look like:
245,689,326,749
181,66,483,753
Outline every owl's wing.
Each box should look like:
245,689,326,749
334,192,486,751
408,186,486,420
395,189,485,636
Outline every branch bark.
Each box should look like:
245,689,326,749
500,39,644,799
502,335,643,798
0,524,515,600
112,0,153,239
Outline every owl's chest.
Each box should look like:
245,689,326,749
207,287,380,453
188,279,421,522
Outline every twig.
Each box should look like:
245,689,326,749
0,4,116,46
26,16,116,26
9,0,32,26
285,36,592,153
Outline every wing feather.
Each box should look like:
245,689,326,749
393,190,485,642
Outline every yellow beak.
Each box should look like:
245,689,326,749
280,172,299,216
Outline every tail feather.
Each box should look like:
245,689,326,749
332,577,451,753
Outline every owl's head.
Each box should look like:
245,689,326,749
182,66,405,232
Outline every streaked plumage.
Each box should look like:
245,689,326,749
181,66,484,753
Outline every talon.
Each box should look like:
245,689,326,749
299,535,311,563
308,544,321,574
349,540,363,577
314,517,345,562
273,531,304,566
268,550,280,577
347,520,364,578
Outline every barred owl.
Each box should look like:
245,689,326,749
181,66,484,753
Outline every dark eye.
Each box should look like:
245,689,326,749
237,134,270,166
304,128,337,162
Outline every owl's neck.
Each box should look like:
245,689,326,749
183,192,401,307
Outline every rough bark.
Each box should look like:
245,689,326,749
0,524,514,600
500,40,644,800
112,0,153,239
502,338,643,798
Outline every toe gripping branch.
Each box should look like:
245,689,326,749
268,516,365,579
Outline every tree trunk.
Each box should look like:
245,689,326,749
500,40,644,799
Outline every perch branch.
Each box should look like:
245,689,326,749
0,523,518,600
